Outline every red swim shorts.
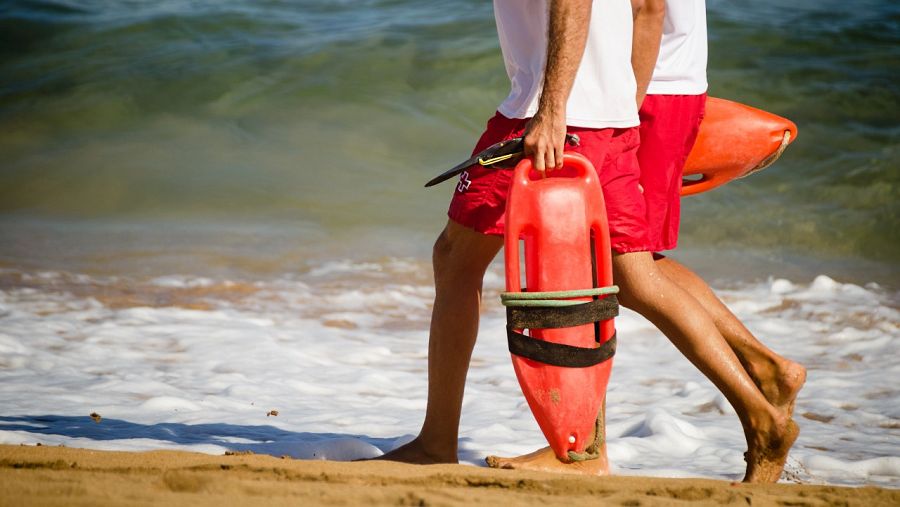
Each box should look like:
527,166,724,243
447,112,650,254
637,93,707,252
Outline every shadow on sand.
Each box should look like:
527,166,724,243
0,415,483,463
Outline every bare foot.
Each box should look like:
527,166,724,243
368,437,457,465
742,417,800,483
755,359,807,418
774,360,806,418
486,446,610,476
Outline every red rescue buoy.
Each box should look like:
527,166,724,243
682,97,798,196
503,153,617,461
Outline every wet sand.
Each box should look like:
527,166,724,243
1,445,896,506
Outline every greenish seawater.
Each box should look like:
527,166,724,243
1,0,897,283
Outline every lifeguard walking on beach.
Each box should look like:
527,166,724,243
379,0,803,482
486,0,807,481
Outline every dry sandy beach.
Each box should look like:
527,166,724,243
1,445,896,507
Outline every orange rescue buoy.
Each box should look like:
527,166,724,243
682,97,798,196
502,153,618,462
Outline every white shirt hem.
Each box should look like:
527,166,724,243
497,105,639,129
646,81,709,96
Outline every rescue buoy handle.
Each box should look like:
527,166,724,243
504,153,603,294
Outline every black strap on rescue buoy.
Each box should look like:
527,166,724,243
506,329,616,368
506,296,618,330
501,286,619,368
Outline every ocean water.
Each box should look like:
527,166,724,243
1,0,898,487
1,0,898,277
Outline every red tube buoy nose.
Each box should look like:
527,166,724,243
682,97,798,196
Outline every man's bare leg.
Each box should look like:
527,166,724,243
488,252,797,482
377,220,502,464
615,252,797,482
654,256,806,416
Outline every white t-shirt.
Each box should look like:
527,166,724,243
493,0,639,129
647,0,708,95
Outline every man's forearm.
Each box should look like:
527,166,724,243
631,0,665,107
526,0,592,171
538,0,593,118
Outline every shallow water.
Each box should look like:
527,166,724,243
0,262,898,486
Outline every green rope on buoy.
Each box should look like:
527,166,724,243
567,449,600,461
502,299,592,307
566,414,605,462
500,286,618,306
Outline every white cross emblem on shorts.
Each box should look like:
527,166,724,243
457,171,471,193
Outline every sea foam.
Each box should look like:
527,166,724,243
0,265,897,487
